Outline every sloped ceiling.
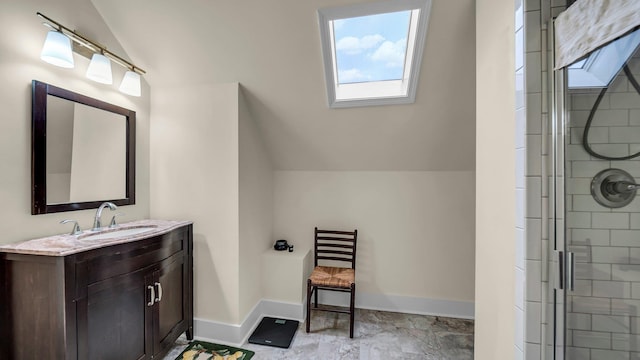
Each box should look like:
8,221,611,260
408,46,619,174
91,0,475,171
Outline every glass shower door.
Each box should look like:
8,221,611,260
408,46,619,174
556,42,640,360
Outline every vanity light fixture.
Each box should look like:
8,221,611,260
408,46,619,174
37,12,145,96
40,30,74,68
86,52,113,84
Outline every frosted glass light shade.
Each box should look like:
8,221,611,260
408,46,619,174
119,71,141,97
86,54,113,84
40,30,74,68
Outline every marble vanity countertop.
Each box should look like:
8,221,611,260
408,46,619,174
0,219,192,257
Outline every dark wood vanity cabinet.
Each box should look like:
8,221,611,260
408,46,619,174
0,224,193,360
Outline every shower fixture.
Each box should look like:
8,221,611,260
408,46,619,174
591,168,640,208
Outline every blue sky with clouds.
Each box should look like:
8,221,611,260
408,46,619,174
333,11,410,84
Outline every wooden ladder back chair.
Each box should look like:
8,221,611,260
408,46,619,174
306,227,358,338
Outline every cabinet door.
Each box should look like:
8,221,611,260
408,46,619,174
153,253,186,356
84,268,153,360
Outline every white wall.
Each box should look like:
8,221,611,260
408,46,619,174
0,0,150,243
150,83,241,324
476,0,517,359
273,171,475,311
238,87,274,319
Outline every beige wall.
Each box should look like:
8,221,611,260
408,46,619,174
0,0,150,243
273,170,476,303
475,0,517,358
150,83,241,324
238,87,274,318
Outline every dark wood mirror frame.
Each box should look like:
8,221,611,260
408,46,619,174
31,80,136,215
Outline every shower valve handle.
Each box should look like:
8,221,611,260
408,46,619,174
609,180,640,194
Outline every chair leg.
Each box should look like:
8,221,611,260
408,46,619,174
314,283,318,309
306,279,312,333
349,283,355,338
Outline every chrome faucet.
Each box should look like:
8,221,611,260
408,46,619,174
92,202,117,231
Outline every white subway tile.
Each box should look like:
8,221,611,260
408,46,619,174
589,144,633,160
526,177,542,218
572,296,611,314
525,0,541,11
612,230,640,246
571,229,610,246
566,145,592,160
610,127,640,144
573,330,611,349
573,195,610,212
612,298,640,315
610,93,640,109
527,260,542,301
526,301,541,343
573,280,593,296
527,93,542,134
630,248,640,264
592,314,630,333
526,52,542,93
575,263,612,280
591,349,631,360
613,264,640,282
527,218,542,260
630,110,640,126
610,161,640,177
593,213,629,229
571,109,629,128
567,347,590,359
612,333,640,351
593,280,631,299
567,178,594,195
591,247,630,264
525,11,541,52
571,127,609,145
568,312,592,330
571,161,611,178
609,74,630,93
572,93,610,111
631,316,640,333
630,214,640,229
525,343,541,360
567,211,592,228
527,135,542,176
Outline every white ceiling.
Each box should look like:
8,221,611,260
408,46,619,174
91,0,476,171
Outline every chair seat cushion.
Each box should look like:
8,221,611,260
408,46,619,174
309,266,355,288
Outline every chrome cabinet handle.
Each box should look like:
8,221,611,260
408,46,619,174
147,285,155,306
155,282,163,302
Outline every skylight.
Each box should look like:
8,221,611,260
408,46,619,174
318,0,432,108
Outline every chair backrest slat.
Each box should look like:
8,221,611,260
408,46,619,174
314,227,358,269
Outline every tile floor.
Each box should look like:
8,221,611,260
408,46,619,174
164,309,474,359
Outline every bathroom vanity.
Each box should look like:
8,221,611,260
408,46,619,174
0,220,193,360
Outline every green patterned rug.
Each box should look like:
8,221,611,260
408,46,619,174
175,340,255,360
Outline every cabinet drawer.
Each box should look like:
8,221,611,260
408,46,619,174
81,229,186,285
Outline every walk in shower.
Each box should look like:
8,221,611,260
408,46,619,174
552,15,640,360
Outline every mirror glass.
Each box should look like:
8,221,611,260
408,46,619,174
32,80,135,214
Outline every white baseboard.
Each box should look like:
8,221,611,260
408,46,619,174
193,293,474,345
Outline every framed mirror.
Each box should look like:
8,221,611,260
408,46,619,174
31,80,136,215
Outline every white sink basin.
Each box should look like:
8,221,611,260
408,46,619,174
79,226,158,241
